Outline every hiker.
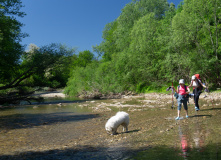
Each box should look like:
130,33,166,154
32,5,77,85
188,75,207,111
172,79,190,120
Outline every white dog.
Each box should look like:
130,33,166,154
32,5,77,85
105,111,129,135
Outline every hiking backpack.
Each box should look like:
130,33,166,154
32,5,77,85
195,74,203,90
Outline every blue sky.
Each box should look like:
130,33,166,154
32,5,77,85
19,0,182,53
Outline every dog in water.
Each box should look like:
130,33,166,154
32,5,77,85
105,111,129,135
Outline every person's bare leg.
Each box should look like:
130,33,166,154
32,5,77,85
185,110,188,117
177,110,180,117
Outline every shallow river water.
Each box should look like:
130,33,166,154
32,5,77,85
0,92,220,160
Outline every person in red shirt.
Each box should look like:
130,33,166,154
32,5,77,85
172,79,190,120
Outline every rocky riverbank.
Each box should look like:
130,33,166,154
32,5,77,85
37,91,220,112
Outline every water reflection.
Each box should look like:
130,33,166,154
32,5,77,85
0,112,99,130
177,118,208,159
178,124,190,159
192,120,206,153
0,97,96,131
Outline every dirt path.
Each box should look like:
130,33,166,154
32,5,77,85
0,92,221,159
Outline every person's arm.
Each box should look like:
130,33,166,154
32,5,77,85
199,80,207,88
186,87,190,94
172,86,178,94
188,80,193,88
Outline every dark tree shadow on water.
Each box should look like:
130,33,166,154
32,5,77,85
0,113,99,130
0,146,137,160
132,143,220,160
0,143,220,160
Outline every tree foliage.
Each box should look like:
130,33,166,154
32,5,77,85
66,0,221,96
72,50,94,68
0,43,76,90
0,0,78,92
0,0,26,83
1,0,220,97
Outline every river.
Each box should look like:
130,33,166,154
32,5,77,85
0,92,220,159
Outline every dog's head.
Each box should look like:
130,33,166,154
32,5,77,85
105,126,114,135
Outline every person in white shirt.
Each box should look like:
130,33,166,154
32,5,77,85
188,75,207,111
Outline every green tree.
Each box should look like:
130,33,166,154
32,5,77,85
114,0,169,51
172,0,221,86
93,21,118,61
65,0,221,96
0,0,27,83
72,50,94,68
64,61,100,96
0,43,75,90
129,13,162,83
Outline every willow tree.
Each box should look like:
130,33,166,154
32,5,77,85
113,0,169,52
129,13,162,82
172,0,221,86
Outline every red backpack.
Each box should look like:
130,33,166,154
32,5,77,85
195,74,203,90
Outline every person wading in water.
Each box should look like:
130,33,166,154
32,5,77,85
172,79,190,120
188,75,207,111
